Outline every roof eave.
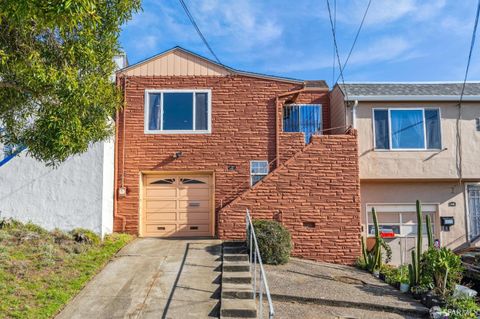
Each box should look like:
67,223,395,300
115,46,312,85
344,95,480,102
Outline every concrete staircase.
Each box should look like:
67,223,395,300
221,241,257,318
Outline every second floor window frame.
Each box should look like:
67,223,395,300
144,89,212,134
372,107,442,151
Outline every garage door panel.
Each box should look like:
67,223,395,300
146,212,176,222
178,200,209,211
179,177,209,185
145,176,177,186
145,188,177,198
144,224,177,236
178,212,210,222
177,224,210,233
145,200,176,210
178,188,209,199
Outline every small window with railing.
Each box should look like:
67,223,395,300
283,104,322,143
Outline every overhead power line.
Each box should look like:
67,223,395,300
455,0,480,184
178,0,223,65
335,0,373,84
459,0,480,103
326,0,348,100
331,0,337,87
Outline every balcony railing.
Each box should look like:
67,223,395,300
283,104,322,143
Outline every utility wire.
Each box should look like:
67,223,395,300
456,0,480,184
459,0,480,103
331,0,337,87
178,0,223,65
335,0,373,84
326,0,349,101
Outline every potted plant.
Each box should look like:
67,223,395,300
379,264,395,282
411,284,431,301
400,278,410,293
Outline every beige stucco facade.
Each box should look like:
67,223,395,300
330,85,480,263
355,101,480,180
361,181,467,249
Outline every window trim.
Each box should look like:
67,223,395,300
250,160,269,187
144,89,212,134
465,182,480,240
372,107,442,151
365,203,439,238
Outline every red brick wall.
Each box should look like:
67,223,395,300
115,75,330,234
218,132,361,265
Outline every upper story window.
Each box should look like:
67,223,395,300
250,160,269,186
283,104,322,143
373,108,441,150
145,90,211,134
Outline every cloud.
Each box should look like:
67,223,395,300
348,36,414,65
336,0,446,27
119,0,474,82
190,0,283,52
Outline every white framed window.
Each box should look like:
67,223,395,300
373,108,441,150
250,160,269,186
144,89,211,134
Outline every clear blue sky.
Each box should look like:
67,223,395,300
119,0,480,87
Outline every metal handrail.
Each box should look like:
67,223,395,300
245,209,274,318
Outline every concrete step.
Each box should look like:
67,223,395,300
223,260,250,272
222,271,252,284
224,253,249,262
221,282,254,299
223,241,246,247
221,298,257,318
223,246,248,254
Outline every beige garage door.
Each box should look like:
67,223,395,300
142,174,213,237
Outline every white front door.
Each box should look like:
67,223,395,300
468,185,480,240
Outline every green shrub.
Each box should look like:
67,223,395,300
443,296,480,319
382,264,409,286
69,228,100,245
356,256,367,270
252,219,292,265
421,247,463,296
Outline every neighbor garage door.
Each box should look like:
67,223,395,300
142,174,213,237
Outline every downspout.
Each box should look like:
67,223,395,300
113,75,127,232
275,96,280,168
352,100,359,129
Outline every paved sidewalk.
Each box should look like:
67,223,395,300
264,258,429,318
56,238,222,319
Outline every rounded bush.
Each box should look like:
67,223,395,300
252,219,292,265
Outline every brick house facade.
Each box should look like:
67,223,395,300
114,47,361,264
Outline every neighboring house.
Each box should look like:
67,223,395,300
115,47,361,264
0,55,127,237
331,82,480,264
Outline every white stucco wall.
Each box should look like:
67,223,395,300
0,141,114,237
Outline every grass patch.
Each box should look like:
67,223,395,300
0,219,133,319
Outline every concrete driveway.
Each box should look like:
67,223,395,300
56,238,222,319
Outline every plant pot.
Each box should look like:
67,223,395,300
421,291,446,308
400,283,410,293
373,269,380,278
412,292,423,300
379,273,386,281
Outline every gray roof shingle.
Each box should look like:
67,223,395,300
338,82,480,98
